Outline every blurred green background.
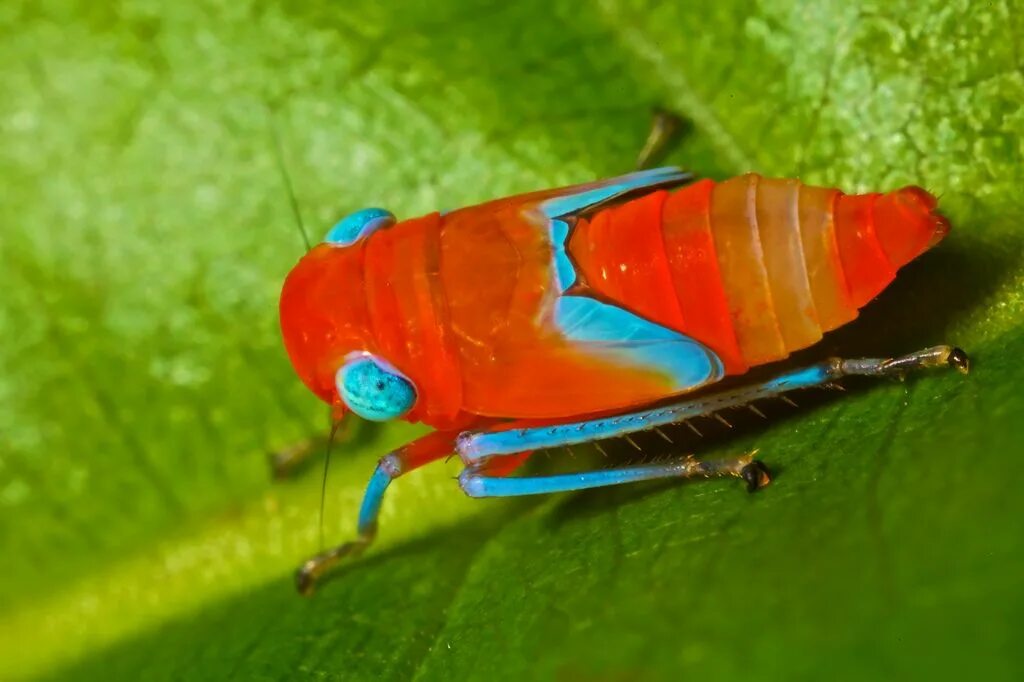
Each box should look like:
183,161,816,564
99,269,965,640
2,0,1023,680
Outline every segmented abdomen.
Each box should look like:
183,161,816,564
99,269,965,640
567,174,948,374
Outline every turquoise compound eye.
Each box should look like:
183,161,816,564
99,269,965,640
324,208,396,246
336,355,416,421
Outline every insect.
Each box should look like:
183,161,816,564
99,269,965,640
280,162,968,594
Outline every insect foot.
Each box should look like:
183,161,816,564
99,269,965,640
741,461,772,493
295,532,375,596
839,345,971,379
691,451,770,492
947,347,970,374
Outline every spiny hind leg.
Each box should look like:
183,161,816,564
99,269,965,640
458,450,770,499
457,345,970,460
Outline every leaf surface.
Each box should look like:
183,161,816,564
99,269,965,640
1,1,1022,680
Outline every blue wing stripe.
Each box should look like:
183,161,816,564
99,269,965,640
549,219,577,291
542,167,692,294
540,167,692,218
539,167,717,392
554,296,723,391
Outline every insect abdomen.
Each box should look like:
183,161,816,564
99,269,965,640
568,174,949,374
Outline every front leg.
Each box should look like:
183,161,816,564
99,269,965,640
294,429,458,595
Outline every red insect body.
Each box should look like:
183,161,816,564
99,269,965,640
569,176,948,372
279,173,948,430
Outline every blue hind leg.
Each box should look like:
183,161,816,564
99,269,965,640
455,346,968,501
459,452,770,499
457,345,968,462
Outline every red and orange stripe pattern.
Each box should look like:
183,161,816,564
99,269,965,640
568,174,949,373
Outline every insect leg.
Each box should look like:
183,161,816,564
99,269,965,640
459,451,770,499
294,429,456,595
635,109,684,170
268,434,329,479
269,409,359,479
457,345,969,459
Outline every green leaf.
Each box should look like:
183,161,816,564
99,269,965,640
2,0,1023,680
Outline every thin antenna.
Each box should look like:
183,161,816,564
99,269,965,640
318,417,344,552
268,115,313,252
